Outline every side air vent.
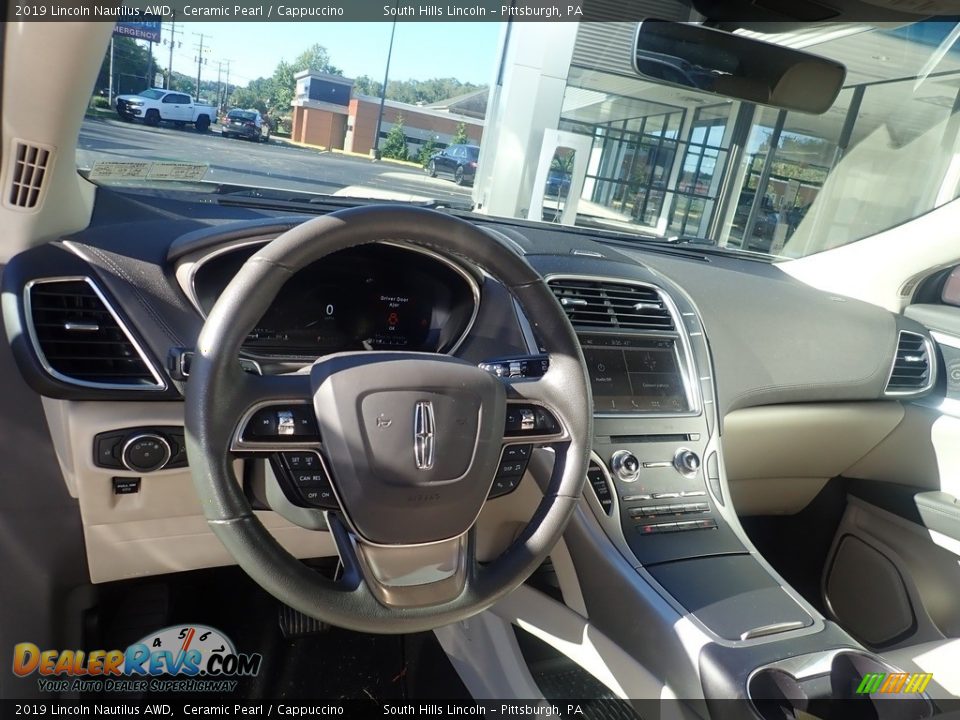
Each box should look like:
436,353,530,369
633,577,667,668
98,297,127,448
26,278,165,390
885,331,933,395
548,278,675,331
6,140,54,210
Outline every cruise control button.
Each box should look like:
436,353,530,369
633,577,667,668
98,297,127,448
301,486,336,508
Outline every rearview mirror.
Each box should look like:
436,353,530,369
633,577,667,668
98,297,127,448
633,20,846,114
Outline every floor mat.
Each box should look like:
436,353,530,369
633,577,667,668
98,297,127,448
83,565,469,700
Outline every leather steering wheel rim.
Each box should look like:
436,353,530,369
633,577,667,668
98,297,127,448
185,205,592,633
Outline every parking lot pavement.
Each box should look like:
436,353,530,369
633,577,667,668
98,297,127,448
76,118,475,205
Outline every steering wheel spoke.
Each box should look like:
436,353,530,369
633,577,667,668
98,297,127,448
328,514,474,608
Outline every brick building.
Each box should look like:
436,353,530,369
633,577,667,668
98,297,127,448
290,70,484,156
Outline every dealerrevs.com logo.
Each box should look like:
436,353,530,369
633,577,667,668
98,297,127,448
12,625,262,693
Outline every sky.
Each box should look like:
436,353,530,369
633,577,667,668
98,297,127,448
149,22,504,90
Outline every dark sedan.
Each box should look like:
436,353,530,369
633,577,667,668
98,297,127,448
222,109,270,142
426,144,479,185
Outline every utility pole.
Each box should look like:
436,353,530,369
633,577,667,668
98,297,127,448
373,21,397,159
223,59,231,110
216,60,223,112
108,36,115,103
165,14,183,90
193,32,211,102
216,59,232,113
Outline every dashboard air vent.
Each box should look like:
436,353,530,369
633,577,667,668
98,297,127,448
6,140,53,210
548,278,675,331
27,278,164,389
885,331,933,395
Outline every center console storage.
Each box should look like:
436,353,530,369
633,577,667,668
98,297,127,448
647,555,814,641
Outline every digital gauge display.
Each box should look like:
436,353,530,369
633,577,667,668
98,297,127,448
190,243,477,358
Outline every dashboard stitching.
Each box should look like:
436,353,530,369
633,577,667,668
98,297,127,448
80,244,186,347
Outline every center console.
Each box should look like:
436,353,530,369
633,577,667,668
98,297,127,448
533,271,930,715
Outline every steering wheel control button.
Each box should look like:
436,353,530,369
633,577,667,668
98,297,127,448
674,448,701,478
489,475,521,499
504,404,562,438
121,433,172,473
586,465,613,513
611,450,641,482
503,444,532,460
242,405,320,441
272,452,338,509
480,355,549,379
277,410,296,436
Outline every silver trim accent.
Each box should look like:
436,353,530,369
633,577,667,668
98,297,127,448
739,620,808,641
543,274,701,420
23,277,167,392
176,237,482,359
276,409,296,436
121,433,172,473
413,400,436,471
231,399,319,451
64,322,99,332
884,330,937,397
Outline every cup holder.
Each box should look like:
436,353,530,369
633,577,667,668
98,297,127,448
748,650,933,720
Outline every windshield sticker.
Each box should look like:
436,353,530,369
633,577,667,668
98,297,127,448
89,160,209,183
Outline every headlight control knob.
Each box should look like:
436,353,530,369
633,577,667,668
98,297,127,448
610,450,641,482
122,433,172,473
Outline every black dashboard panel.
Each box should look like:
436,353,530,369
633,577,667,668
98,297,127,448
190,243,478,357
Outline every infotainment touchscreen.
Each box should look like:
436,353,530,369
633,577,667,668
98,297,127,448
579,334,690,413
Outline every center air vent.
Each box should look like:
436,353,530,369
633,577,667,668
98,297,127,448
885,331,933,395
548,278,675,331
27,278,164,390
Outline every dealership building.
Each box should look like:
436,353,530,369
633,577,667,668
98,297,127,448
289,70,484,157
469,17,960,256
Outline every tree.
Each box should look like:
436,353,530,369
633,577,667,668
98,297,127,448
380,117,409,161
453,122,469,145
95,37,152,96
418,137,437,167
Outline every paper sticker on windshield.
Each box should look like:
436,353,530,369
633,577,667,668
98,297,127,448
89,160,209,182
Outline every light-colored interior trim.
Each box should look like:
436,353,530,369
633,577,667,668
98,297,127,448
723,402,904,515
1,23,109,260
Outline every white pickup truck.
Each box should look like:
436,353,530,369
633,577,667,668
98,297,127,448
115,88,217,131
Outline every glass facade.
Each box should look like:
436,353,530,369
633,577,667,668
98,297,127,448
559,21,960,257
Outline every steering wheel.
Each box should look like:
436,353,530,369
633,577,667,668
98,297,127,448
185,206,592,633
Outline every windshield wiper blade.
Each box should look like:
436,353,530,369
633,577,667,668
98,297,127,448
211,184,474,212
663,234,718,246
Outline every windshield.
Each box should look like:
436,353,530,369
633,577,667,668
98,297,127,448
137,89,165,99
79,16,960,260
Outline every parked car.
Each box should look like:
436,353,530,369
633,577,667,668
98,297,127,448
222,108,271,143
545,168,572,198
426,143,479,185
115,88,217,132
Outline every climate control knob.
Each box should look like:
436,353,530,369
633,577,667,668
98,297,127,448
673,448,701,478
610,450,641,483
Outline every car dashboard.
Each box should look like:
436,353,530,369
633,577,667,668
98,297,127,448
0,193,939,593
